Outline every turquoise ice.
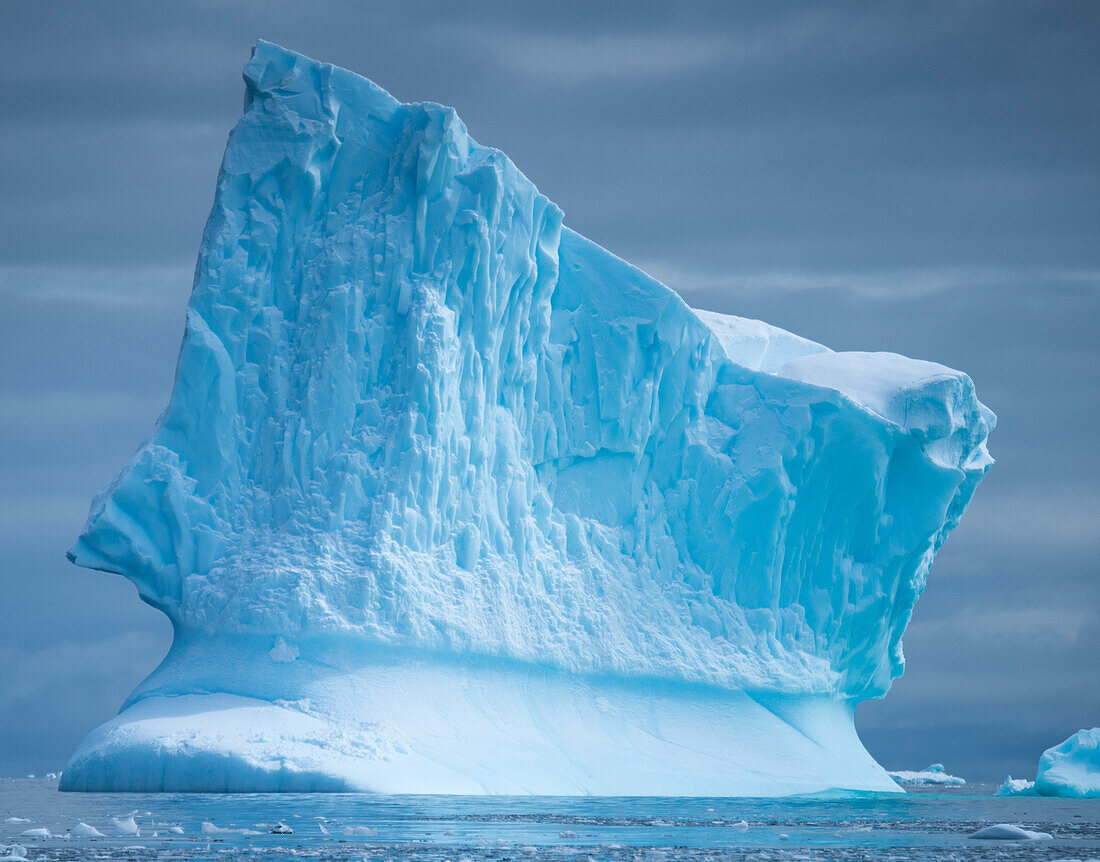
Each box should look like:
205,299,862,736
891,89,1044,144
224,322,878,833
1036,729,1100,797
62,42,994,794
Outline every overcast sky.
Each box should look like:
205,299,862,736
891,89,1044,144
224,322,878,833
0,0,1096,782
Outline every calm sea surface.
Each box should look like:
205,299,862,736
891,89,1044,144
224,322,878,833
2,778,1097,860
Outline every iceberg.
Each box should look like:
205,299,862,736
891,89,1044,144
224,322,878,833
997,730,1100,798
996,776,1036,796
60,41,994,794
887,764,965,786
1033,728,1100,798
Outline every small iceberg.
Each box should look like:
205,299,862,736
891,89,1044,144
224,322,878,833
270,823,293,834
1034,727,1100,798
112,815,139,837
887,763,965,786
18,829,49,840
968,824,1052,841
995,776,1036,796
201,822,261,836
71,822,106,838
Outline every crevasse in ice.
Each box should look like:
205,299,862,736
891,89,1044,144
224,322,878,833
61,41,994,794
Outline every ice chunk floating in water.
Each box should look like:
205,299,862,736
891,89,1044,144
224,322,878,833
1034,728,1100,797
996,729,1100,798
62,41,994,794
968,824,1052,841
996,776,1036,796
887,764,965,786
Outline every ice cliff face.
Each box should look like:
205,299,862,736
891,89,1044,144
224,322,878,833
63,42,994,794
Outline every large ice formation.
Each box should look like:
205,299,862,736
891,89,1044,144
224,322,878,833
1033,728,1100,797
61,41,994,794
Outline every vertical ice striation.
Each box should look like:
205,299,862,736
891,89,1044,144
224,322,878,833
62,41,994,794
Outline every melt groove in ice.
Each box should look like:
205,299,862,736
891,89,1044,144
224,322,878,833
61,41,994,794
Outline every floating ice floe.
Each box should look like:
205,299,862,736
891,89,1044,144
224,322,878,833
112,815,139,837
887,763,965,786
968,824,1052,841
342,826,377,836
995,776,1037,796
70,822,106,838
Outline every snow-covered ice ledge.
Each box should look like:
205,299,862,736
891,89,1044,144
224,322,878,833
62,41,993,794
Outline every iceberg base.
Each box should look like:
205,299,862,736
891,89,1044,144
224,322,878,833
61,648,899,795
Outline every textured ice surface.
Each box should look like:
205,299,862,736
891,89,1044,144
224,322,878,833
997,776,1037,796
1034,728,1100,798
62,41,994,794
887,764,965,786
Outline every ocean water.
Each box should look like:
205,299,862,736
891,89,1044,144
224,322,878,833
2,778,1097,861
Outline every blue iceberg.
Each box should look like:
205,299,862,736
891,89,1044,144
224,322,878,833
61,41,994,794
998,730,1100,798
1034,728,1100,798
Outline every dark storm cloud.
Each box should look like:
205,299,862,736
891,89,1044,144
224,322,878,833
0,0,1096,779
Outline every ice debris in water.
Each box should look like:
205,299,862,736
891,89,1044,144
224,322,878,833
887,763,965,786
112,815,139,837
343,826,378,836
60,39,994,796
270,822,294,834
968,824,1053,841
71,822,106,838
202,822,262,836
18,829,49,839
